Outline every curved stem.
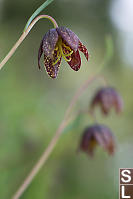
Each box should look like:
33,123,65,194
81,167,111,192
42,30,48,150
12,74,107,199
12,119,68,199
0,32,27,70
27,14,58,30
64,75,107,120
24,0,54,31
0,15,58,71
97,35,114,74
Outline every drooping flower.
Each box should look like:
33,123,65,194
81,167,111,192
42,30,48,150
79,124,115,156
90,87,123,115
38,27,89,78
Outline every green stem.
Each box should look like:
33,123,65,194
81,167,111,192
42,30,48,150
24,0,54,31
0,15,58,70
12,74,107,199
96,35,114,75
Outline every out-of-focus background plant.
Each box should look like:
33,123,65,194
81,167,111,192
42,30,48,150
0,0,133,198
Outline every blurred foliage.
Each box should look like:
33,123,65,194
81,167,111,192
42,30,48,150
0,0,133,199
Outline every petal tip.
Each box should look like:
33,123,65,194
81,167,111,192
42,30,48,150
78,41,89,61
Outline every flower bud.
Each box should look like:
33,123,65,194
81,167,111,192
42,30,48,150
90,87,123,115
80,124,115,156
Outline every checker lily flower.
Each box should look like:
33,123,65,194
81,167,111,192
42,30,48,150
90,87,123,115
38,27,89,78
79,124,115,156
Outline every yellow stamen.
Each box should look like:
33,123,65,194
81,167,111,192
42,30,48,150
62,42,72,51
63,55,71,62
53,38,73,65
54,46,58,51
53,51,61,66
62,41,73,59
64,50,73,57
59,44,71,62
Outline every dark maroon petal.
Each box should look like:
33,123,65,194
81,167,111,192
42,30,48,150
80,124,115,156
80,127,96,156
67,50,81,71
101,127,115,155
80,128,93,151
90,87,123,115
38,39,43,69
44,55,62,79
94,125,115,155
78,41,89,61
57,27,79,51
42,28,59,57
113,91,124,113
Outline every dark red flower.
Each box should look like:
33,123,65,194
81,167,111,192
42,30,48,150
90,87,123,115
38,27,89,78
80,124,115,156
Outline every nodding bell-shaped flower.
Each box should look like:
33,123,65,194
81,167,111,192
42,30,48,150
80,124,115,156
90,87,123,115
38,27,89,78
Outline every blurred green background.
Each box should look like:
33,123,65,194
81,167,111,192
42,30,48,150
0,0,133,198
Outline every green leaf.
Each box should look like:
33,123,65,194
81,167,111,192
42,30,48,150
24,0,54,31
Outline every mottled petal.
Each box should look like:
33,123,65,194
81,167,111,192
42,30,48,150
42,29,59,57
80,124,115,156
57,27,79,51
44,54,62,79
78,41,89,61
90,87,123,115
101,127,115,155
94,125,115,155
38,39,43,69
80,128,93,152
114,91,124,113
67,50,81,71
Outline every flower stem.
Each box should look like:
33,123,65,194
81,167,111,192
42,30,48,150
96,35,114,74
0,15,58,71
0,32,26,70
12,74,107,199
12,119,69,199
24,0,54,31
